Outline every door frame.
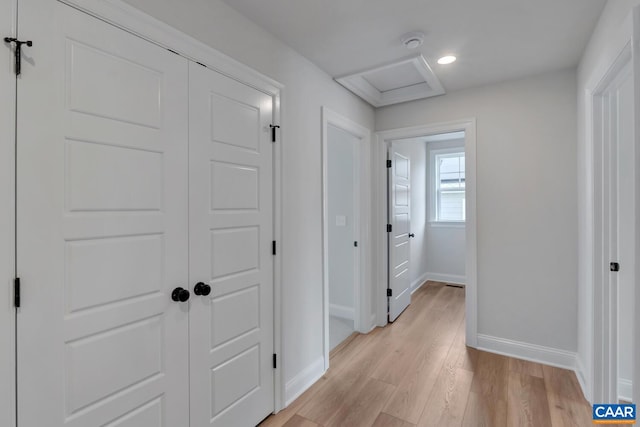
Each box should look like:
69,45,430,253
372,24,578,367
321,107,372,370
1,0,17,425
582,6,639,405
14,0,285,413
374,119,478,347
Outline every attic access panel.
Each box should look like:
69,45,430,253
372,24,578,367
335,55,445,107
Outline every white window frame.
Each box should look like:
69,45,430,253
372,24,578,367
430,147,466,224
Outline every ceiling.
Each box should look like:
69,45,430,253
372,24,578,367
219,0,606,93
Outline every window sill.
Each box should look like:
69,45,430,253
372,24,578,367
429,221,465,229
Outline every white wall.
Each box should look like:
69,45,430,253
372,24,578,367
122,0,375,403
426,139,466,283
393,140,429,292
327,125,356,318
376,69,578,352
576,0,640,402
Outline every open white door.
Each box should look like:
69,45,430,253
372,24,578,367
188,62,275,426
388,146,411,321
16,3,190,426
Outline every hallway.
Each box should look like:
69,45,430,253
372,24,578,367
262,281,592,426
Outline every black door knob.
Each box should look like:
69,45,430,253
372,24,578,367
408,233,415,238
194,282,211,296
171,287,190,302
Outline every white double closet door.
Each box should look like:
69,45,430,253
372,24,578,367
16,2,274,426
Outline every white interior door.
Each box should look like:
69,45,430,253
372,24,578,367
17,3,190,426
388,146,411,321
610,62,635,402
188,62,275,426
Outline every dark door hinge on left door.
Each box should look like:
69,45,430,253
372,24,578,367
273,354,277,369
269,124,280,142
4,37,33,76
14,277,20,308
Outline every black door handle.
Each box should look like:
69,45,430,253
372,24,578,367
194,282,211,296
408,233,415,238
171,287,190,302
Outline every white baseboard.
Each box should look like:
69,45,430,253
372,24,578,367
619,378,633,402
365,313,377,333
410,272,429,294
425,272,466,285
477,334,576,371
284,356,325,407
575,355,591,404
329,304,354,321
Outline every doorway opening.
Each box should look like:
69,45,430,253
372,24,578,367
321,107,372,369
375,119,477,346
388,132,467,321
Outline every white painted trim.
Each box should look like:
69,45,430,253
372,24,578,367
374,119,478,347
428,221,465,229
575,355,592,404
580,6,640,406
0,2,17,427
46,0,286,413
329,304,355,321
335,55,444,107
272,90,284,412
61,0,283,94
425,273,466,286
284,357,325,407
321,107,372,372
477,334,576,371
634,5,640,406
0,0,18,427
410,272,429,294
590,39,634,405
618,379,633,402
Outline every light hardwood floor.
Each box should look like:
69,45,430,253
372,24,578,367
261,281,593,427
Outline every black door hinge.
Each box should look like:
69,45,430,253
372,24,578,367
273,353,277,369
610,262,620,272
387,288,392,297
387,224,392,233
272,241,276,255
386,160,392,168
269,124,280,142
14,277,20,308
354,241,358,247
4,37,33,76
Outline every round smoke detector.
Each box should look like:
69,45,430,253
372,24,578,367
401,31,424,49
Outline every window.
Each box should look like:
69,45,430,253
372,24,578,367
434,151,465,221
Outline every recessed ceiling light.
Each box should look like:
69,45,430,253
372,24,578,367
437,55,457,65
401,32,424,49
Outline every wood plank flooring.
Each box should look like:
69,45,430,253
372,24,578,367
261,281,592,427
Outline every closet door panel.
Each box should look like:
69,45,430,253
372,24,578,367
16,2,189,426
188,62,274,427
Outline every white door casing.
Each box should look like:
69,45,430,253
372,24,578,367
592,44,635,404
17,3,190,426
388,146,411,321
374,120,477,345
1,0,17,425
188,62,275,426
